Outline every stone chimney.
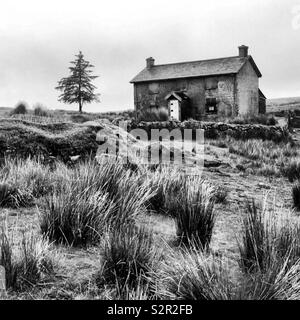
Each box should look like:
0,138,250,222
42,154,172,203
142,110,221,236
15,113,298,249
146,57,155,69
238,45,249,57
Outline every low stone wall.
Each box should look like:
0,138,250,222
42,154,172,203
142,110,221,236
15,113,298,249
127,120,290,142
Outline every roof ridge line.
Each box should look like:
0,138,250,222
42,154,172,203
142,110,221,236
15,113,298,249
153,55,242,67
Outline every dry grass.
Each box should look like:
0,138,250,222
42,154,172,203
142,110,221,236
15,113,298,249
2,134,300,300
0,224,58,291
96,224,156,293
171,177,216,249
239,199,300,273
154,244,234,300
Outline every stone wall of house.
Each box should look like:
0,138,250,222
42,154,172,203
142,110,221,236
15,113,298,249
236,60,259,115
134,75,236,120
127,120,290,143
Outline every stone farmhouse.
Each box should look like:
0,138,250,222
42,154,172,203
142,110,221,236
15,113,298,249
130,45,266,121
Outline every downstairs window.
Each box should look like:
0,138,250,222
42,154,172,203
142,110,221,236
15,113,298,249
206,98,217,114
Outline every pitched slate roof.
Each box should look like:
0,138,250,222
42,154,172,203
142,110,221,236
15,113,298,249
259,88,267,99
130,55,261,83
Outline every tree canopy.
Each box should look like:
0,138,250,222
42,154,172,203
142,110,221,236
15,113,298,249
56,51,100,112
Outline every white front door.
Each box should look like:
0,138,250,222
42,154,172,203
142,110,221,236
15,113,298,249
169,100,179,120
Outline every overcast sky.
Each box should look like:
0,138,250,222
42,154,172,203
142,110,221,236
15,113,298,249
0,0,300,112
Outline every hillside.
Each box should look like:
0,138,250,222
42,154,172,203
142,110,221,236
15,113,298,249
0,118,118,162
0,107,12,117
267,96,300,113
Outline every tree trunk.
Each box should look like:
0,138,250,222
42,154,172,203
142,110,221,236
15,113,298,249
79,100,82,113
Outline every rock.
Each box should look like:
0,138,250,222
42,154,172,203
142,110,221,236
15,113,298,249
257,182,271,189
70,155,81,162
204,159,223,167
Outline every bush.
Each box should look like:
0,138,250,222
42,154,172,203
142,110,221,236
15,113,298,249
138,107,169,122
96,224,156,290
229,114,277,126
33,104,50,117
155,245,234,300
213,185,228,204
10,102,28,115
171,177,216,249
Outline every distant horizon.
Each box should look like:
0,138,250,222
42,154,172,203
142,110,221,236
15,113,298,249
1,95,300,114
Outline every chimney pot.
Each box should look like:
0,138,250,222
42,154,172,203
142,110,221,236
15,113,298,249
238,45,249,57
146,57,155,69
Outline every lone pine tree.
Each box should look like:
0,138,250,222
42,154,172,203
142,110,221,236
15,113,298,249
56,51,100,112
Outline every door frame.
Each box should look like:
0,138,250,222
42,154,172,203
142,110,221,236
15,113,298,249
168,99,181,121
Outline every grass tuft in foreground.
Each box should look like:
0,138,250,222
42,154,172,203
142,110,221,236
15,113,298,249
171,177,216,249
0,226,57,291
96,224,156,293
154,245,234,300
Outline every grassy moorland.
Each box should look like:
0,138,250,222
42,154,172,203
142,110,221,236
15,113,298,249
1,106,300,300
267,96,300,114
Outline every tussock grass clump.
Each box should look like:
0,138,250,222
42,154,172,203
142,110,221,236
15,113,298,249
0,157,65,207
155,245,234,300
1,157,57,198
239,199,300,273
238,257,300,300
213,185,229,204
237,199,300,300
143,166,182,214
0,229,18,288
171,177,216,249
40,159,151,246
282,158,300,182
96,224,156,291
114,175,154,226
73,158,129,200
41,188,115,246
0,227,56,291
10,102,28,115
0,182,33,208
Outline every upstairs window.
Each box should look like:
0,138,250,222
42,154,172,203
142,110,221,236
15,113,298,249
206,98,217,114
205,78,218,90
